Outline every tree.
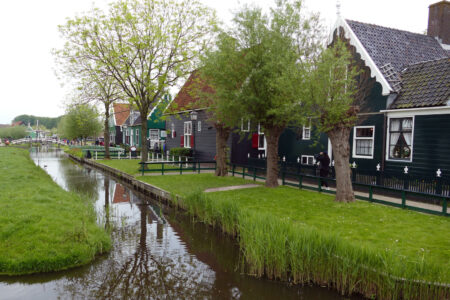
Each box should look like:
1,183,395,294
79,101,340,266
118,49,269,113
307,40,360,202
57,0,217,162
201,0,322,186
198,33,246,176
60,103,102,143
0,126,27,140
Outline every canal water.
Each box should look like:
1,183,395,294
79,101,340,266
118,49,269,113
0,148,362,299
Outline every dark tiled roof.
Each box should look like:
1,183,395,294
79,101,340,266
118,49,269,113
346,20,448,89
390,58,450,108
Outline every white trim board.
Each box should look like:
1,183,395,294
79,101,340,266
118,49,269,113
328,17,392,96
381,106,450,117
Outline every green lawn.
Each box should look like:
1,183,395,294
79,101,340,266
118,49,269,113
0,147,111,275
138,173,261,196
98,159,182,176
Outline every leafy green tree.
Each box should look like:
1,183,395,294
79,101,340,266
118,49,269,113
307,40,360,202
201,0,322,186
60,103,102,144
199,34,248,176
57,0,217,162
0,126,27,140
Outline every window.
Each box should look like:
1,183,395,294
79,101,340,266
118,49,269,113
136,129,139,144
257,123,266,150
198,121,202,132
352,126,375,159
171,123,175,138
388,117,413,161
302,120,311,140
149,129,159,141
301,155,315,165
184,121,192,148
241,119,250,132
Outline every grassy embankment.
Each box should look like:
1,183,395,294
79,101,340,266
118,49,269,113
0,147,111,275
96,159,450,299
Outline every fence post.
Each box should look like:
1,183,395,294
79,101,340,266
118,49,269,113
162,162,165,175
318,177,322,192
401,190,406,208
232,164,235,177
141,163,144,176
442,197,447,215
253,167,256,181
298,174,302,189
198,161,201,174
242,166,245,179
369,186,373,202
436,174,443,195
129,151,131,159
180,161,183,175
95,151,98,160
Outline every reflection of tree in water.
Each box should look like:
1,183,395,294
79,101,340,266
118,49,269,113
58,158,100,199
59,203,214,299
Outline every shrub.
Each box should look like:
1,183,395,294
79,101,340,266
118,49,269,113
169,147,192,157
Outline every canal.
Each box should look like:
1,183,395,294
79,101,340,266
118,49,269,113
0,148,362,299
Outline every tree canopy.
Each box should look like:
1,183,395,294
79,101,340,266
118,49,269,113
12,115,62,129
57,0,217,161
199,0,323,186
59,104,102,141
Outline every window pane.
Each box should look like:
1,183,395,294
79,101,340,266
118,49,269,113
390,119,401,131
356,140,372,156
356,127,373,137
402,118,412,130
258,134,265,148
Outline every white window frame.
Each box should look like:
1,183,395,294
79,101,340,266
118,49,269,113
352,126,375,159
184,121,192,148
301,155,315,165
171,123,175,138
149,129,160,141
241,119,250,132
198,121,202,132
386,116,414,162
302,120,311,140
257,123,266,151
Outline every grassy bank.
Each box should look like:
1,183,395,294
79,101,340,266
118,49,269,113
0,147,111,275
134,174,449,299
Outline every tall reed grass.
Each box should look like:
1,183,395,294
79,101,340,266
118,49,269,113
175,191,449,300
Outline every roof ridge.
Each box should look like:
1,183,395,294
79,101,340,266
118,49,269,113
402,56,450,70
345,19,431,38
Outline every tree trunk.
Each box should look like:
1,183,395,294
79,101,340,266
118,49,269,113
265,126,284,188
327,127,355,202
140,108,149,163
104,103,111,159
215,124,230,176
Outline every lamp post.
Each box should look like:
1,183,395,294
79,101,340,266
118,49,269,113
190,110,198,160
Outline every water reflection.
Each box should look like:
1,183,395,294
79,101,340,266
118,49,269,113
0,148,359,300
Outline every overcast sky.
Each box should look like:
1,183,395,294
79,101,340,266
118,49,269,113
0,0,439,124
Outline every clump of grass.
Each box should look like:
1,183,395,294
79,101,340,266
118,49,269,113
164,188,449,299
0,147,111,275
64,147,83,158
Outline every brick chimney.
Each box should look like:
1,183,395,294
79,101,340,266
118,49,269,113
427,1,450,44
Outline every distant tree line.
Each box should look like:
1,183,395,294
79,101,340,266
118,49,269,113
12,115,62,129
